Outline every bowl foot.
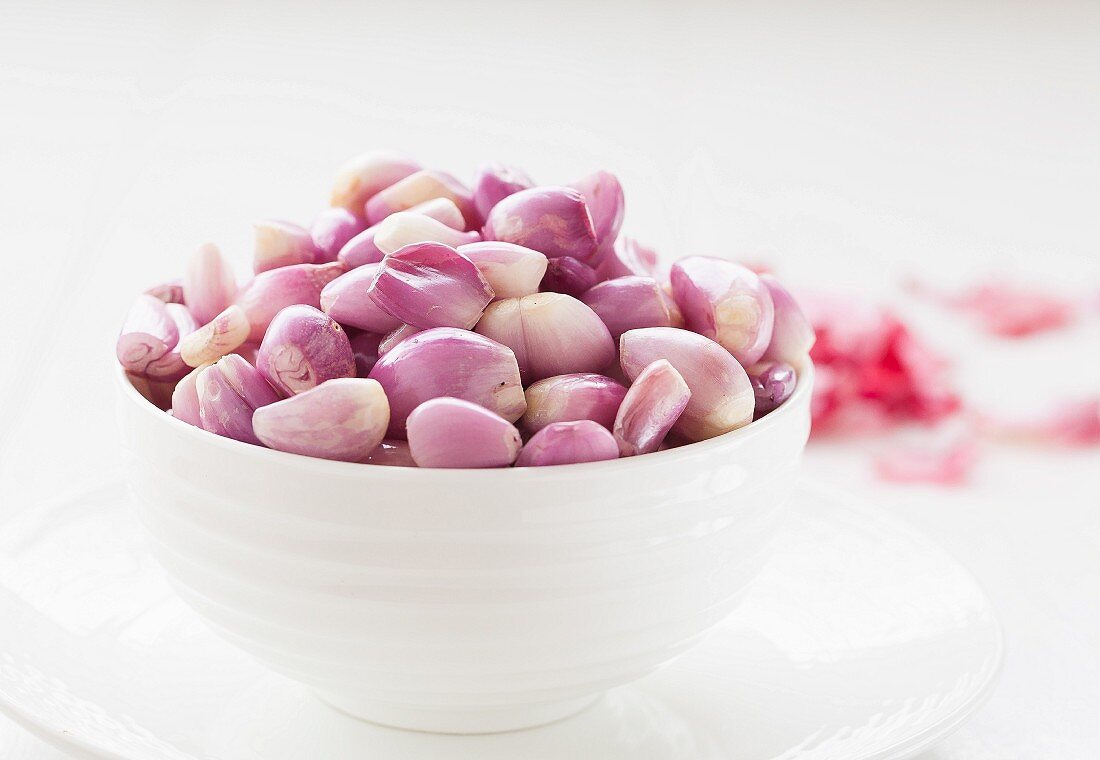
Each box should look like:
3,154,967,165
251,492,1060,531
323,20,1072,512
313,690,601,734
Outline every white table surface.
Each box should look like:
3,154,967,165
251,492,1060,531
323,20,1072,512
1,1,1098,757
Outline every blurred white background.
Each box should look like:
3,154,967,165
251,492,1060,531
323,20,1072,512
1,0,1098,757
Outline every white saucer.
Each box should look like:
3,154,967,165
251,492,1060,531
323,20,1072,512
0,478,1002,760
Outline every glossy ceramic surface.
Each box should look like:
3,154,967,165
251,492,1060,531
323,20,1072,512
0,479,1001,760
115,364,813,733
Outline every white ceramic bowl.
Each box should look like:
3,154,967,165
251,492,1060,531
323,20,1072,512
117,363,813,734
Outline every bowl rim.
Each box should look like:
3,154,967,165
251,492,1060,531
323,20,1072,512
118,360,813,479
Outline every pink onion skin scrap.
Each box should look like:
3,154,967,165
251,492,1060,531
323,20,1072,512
670,256,775,367
365,170,477,228
253,378,390,462
473,162,534,221
255,305,355,396
349,331,383,377
320,264,403,333
569,170,624,252
179,304,250,367
981,397,1100,448
170,362,210,427
196,354,281,445
363,439,417,467
145,278,184,304
253,220,323,273
520,373,628,434
458,242,548,299
597,236,659,280
474,293,616,384
581,276,683,340
873,423,978,486
748,361,797,418
760,275,815,365
614,359,691,457
515,420,619,467
367,327,525,438
540,256,599,298
235,261,346,342
183,243,238,325
330,151,420,215
807,295,960,431
908,277,1078,338
407,397,523,468
310,207,366,263
367,242,494,330
620,327,755,442
483,186,598,263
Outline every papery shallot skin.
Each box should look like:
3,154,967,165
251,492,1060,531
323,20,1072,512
613,359,691,456
179,304,250,367
196,354,281,445
365,170,477,228
255,305,355,396
253,378,390,462
515,420,619,467
310,207,366,263
520,374,627,434
540,256,599,298
473,162,535,221
367,327,525,438
367,242,494,330
235,261,346,342
581,276,682,340
330,151,420,215
620,327,755,442
748,361,797,418
670,256,775,367
760,275,815,365
474,293,616,384
483,186,598,262
569,171,624,253
320,264,403,333
458,241,548,299
253,220,323,273
183,243,238,325
407,397,522,468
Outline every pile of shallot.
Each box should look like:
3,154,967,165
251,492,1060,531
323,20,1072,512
117,152,815,467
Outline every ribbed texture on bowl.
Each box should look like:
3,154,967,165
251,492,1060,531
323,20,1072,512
118,364,812,733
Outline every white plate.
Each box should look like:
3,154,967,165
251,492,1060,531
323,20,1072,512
0,478,1001,760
